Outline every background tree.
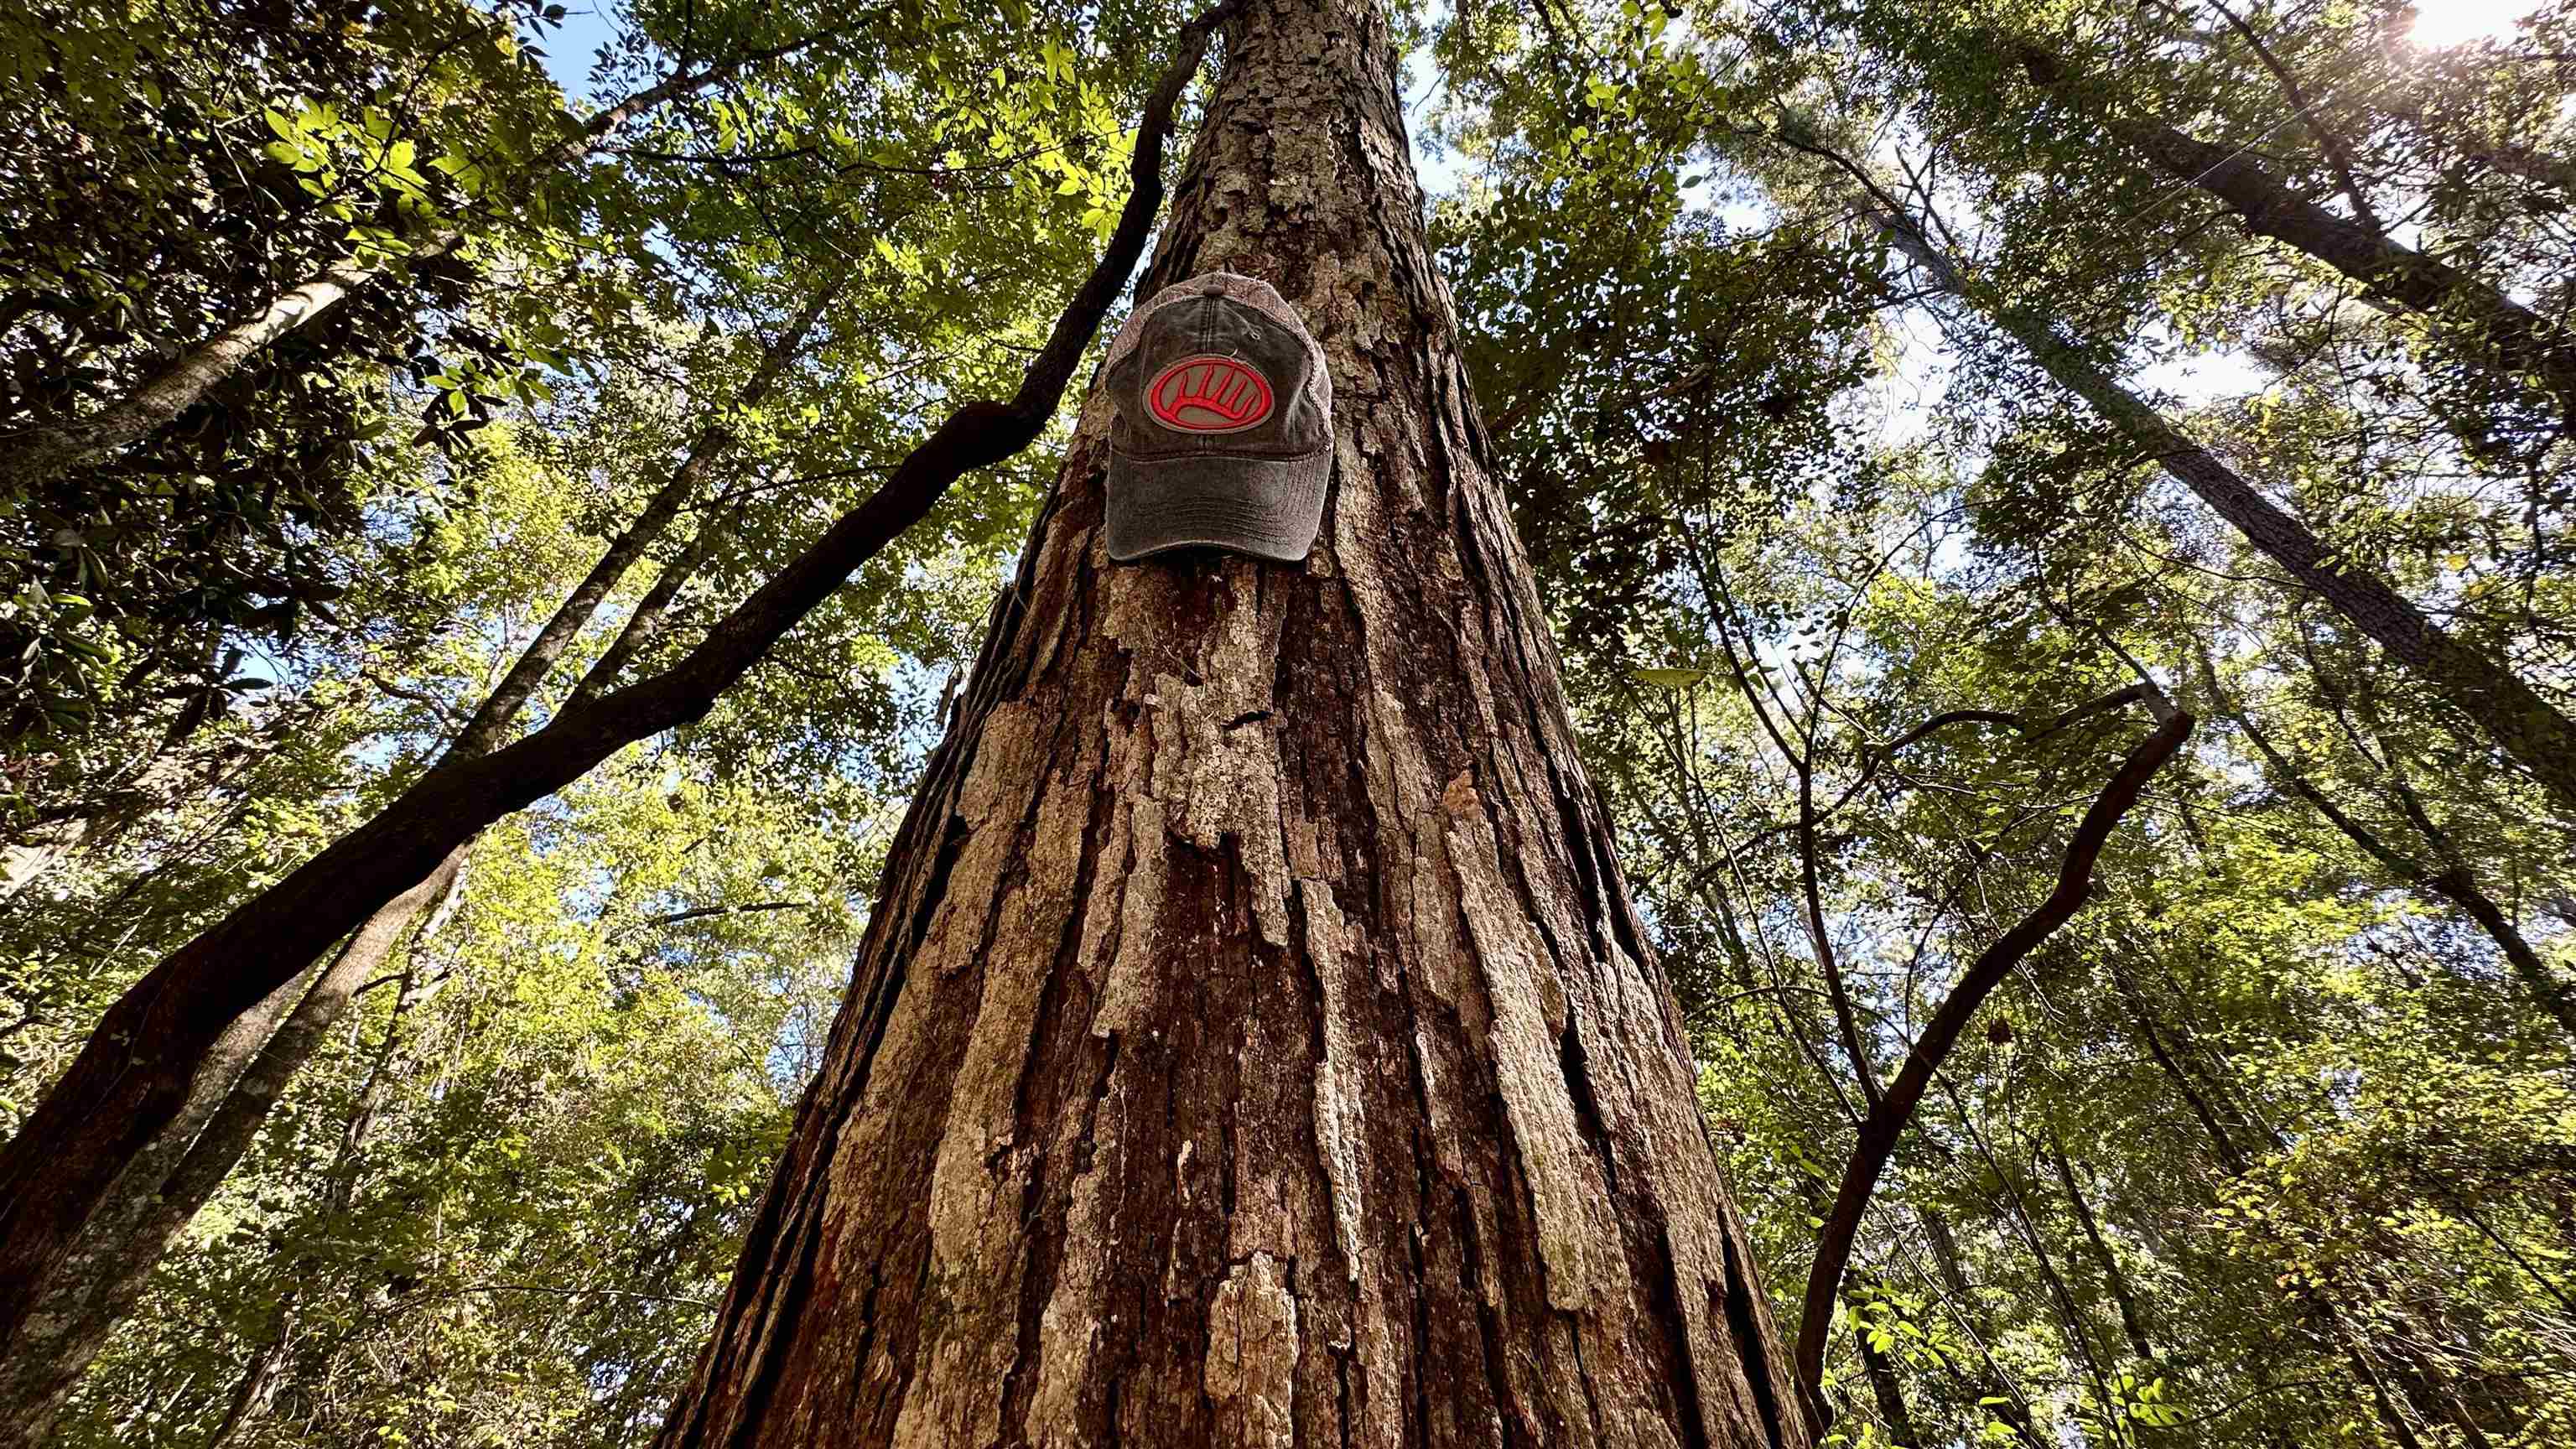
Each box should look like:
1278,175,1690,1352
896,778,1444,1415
4,0,2573,1443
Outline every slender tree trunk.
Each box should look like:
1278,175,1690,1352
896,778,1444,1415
0,29,839,486
2204,659,2576,1043
0,294,828,1420
2045,1133,2154,1363
1916,1211,2050,1449
204,1326,292,1449
1794,693,2189,1400
0,3,1191,1365
2111,959,2253,1176
1974,1138,2122,1429
1883,210,2576,820
1855,1322,1924,1448
652,3,1806,1445
449,279,836,757
0,961,316,1429
0,858,461,1449
206,911,454,1449
2016,49,2576,436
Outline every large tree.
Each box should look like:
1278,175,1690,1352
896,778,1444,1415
651,0,1807,1443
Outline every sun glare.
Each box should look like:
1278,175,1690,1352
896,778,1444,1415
2411,0,2538,47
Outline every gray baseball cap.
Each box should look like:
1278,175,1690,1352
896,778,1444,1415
1101,272,1333,563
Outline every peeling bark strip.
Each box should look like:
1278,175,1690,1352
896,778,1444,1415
653,3,1806,1446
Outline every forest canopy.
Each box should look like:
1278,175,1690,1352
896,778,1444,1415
0,0,2570,1444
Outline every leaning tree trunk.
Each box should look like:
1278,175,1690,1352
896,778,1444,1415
1881,210,2576,821
0,289,826,1436
652,3,1806,1446
2014,48,2576,438
0,855,462,1449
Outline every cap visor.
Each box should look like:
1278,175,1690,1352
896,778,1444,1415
1104,447,1331,564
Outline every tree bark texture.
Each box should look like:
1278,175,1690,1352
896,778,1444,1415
1883,211,2576,821
653,4,1805,1446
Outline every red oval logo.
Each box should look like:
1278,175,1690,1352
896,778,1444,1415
1146,355,1275,434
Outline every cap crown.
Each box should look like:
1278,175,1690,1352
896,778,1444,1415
1098,273,1334,564
1105,276,1331,463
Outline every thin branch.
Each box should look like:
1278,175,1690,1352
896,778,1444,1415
1792,705,2197,1416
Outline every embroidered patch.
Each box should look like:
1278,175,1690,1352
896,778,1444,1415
1146,355,1275,434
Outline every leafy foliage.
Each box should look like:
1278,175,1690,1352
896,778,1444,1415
4,0,2574,1443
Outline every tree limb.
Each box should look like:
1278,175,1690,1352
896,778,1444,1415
1793,704,2195,1415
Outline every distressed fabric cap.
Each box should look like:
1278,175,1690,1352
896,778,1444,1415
1100,272,1333,563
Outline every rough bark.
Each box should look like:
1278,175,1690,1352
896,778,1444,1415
2016,48,2576,437
1882,210,2576,820
652,3,1805,1446
0,27,845,486
0,0,1201,1361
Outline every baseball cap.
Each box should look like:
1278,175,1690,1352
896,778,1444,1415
1100,272,1334,563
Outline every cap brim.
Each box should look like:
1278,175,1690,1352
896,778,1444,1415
1104,446,1331,564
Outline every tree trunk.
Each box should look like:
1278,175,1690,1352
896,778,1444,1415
651,3,1806,1446
2016,49,2576,437
0,0,1199,1365
1882,210,2576,821
2044,1132,2154,1363
0,287,823,1420
0,856,461,1449
206,908,455,1449
1855,1324,1923,1448
449,278,837,758
203,1324,293,1449
0,29,838,487
2203,657,2576,1044
1915,1212,2049,1449
0,962,317,1431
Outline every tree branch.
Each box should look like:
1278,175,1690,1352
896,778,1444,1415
0,0,1237,1345
1792,704,2196,1416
